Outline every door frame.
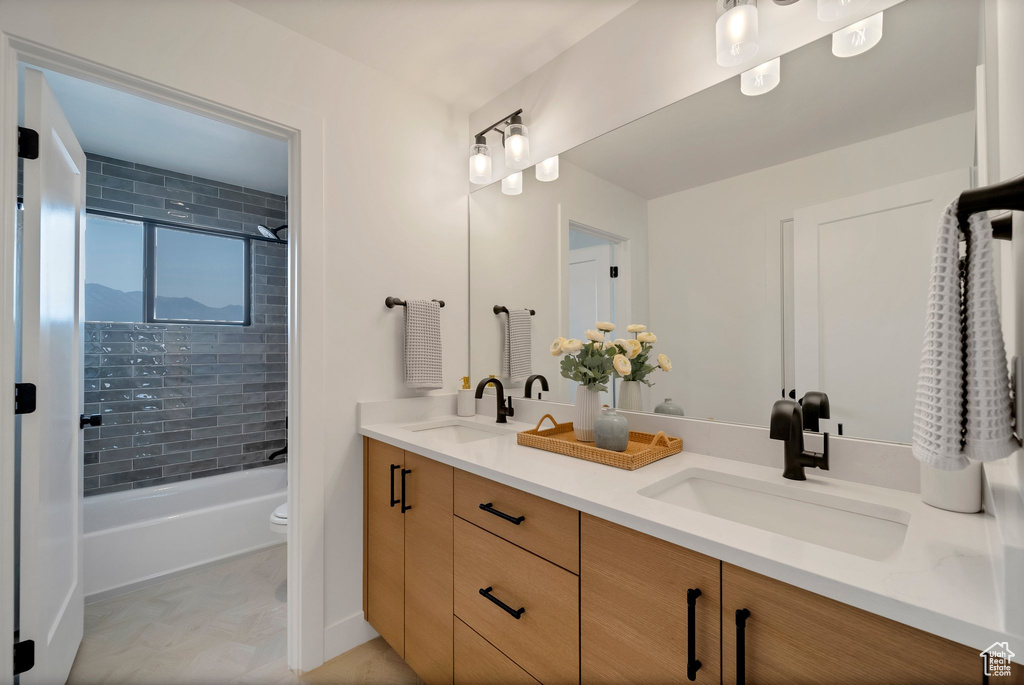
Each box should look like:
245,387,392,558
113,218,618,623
0,33,329,673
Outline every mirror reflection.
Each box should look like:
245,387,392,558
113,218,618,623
470,0,983,444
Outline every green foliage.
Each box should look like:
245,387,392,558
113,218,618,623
559,341,613,392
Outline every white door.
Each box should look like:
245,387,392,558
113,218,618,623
568,244,613,404
793,169,970,443
19,67,86,684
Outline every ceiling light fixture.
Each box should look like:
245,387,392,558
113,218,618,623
469,135,492,185
716,0,759,67
816,0,867,22
502,171,523,196
535,155,559,182
831,11,883,58
741,56,780,96
468,108,530,184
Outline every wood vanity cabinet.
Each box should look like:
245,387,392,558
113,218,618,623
720,563,983,685
364,439,454,684
580,514,721,684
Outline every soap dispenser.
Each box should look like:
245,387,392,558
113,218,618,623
458,376,475,417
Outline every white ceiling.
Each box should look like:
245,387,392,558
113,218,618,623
18,65,289,195
562,0,979,200
230,0,637,112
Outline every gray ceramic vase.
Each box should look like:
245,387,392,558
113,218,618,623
594,407,630,452
654,398,685,416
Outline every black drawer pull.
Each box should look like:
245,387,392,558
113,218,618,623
686,588,702,681
736,608,751,685
389,464,400,507
479,502,525,525
401,468,412,513
479,586,525,619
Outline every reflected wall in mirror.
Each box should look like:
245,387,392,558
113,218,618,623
470,0,983,444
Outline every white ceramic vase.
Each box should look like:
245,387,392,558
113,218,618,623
619,380,643,412
574,385,600,442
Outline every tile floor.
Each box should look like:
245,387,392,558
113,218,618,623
68,546,421,684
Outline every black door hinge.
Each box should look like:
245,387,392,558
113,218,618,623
18,127,39,160
14,383,36,415
610,266,619,278
13,639,34,675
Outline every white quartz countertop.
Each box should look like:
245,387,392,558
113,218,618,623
360,411,1018,653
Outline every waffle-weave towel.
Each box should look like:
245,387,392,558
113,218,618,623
404,300,443,389
912,200,1016,470
501,309,532,381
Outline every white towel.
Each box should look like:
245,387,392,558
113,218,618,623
501,310,532,382
404,300,443,390
912,201,1016,470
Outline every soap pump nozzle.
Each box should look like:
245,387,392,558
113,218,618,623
461,376,471,390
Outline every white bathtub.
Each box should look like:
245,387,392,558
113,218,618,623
84,464,287,600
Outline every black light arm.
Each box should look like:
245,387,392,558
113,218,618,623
474,108,524,142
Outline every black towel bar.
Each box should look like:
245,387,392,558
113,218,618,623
385,297,444,308
494,305,535,316
957,173,1023,238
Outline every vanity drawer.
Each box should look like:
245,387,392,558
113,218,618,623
455,618,539,685
454,469,579,573
454,517,579,684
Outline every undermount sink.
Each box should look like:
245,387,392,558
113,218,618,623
639,468,910,562
402,418,514,444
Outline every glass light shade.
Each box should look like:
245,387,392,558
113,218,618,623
501,171,523,196
740,57,780,96
535,155,559,182
503,122,530,170
816,0,867,22
832,12,883,58
468,142,491,185
716,3,759,67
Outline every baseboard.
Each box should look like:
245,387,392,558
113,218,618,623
323,611,379,664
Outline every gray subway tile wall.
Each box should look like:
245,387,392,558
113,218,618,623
81,154,287,496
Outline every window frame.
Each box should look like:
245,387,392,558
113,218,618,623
86,209,253,326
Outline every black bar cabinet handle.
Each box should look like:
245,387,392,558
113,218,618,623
479,586,525,619
389,464,400,507
736,608,751,685
686,588,702,681
400,468,412,513
479,502,525,525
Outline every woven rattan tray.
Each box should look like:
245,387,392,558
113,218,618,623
517,414,682,470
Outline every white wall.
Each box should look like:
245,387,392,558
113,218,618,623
469,0,905,187
0,0,468,670
469,161,647,402
647,113,976,427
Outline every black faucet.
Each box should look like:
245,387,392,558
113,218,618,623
524,374,549,399
800,391,830,433
770,399,829,481
475,377,515,424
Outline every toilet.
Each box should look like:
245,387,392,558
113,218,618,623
269,502,288,538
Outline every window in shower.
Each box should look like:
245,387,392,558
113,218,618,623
84,211,250,325
151,226,248,324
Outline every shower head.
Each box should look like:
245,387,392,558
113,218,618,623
258,224,287,241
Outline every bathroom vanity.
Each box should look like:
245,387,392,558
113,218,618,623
360,400,1019,685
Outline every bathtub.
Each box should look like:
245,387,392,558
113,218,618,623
84,464,287,601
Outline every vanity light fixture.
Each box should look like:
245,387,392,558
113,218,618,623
535,155,559,182
469,135,492,185
740,57,780,96
816,0,867,22
831,11,883,58
716,0,759,67
469,108,530,183
502,171,523,196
